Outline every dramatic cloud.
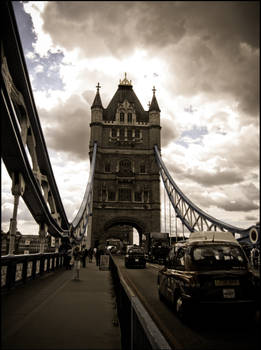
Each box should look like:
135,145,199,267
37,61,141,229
39,94,91,160
2,1,259,236
42,1,260,117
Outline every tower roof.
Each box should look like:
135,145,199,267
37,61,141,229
103,74,148,122
91,82,103,109
149,86,161,112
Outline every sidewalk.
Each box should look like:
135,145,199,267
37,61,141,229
1,260,121,349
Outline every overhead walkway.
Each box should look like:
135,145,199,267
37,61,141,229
1,261,121,350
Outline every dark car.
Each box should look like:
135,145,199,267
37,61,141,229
125,247,146,268
157,231,259,322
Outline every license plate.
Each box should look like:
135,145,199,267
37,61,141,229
223,288,235,298
215,279,240,286
135,259,139,262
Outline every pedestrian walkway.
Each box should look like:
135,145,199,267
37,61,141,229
1,261,121,349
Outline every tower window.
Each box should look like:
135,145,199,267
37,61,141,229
127,129,132,140
105,162,111,172
144,190,149,202
120,112,124,123
134,192,142,202
140,164,145,173
119,159,132,173
119,188,132,201
127,113,132,123
111,128,117,137
119,128,125,140
135,129,140,138
108,191,115,201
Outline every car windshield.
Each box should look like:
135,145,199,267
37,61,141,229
191,244,247,270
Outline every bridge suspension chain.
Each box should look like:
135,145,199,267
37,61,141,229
154,145,250,236
1,2,98,247
70,142,97,244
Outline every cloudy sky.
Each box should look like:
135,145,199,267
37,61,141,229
1,1,259,237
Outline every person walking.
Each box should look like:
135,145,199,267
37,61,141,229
95,247,101,266
72,246,81,280
88,248,93,263
81,247,88,268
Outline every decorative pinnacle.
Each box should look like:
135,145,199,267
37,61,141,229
96,82,101,92
147,101,151,108
119,72,132,85
152,86,156,95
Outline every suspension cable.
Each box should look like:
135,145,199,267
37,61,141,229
169,195,171,237
164,183,167,233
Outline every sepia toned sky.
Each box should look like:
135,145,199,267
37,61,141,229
1,1,259,236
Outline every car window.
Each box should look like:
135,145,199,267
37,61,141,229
191,244,247,270
175,248,186,270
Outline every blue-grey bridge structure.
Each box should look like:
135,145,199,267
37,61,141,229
1,2,259,257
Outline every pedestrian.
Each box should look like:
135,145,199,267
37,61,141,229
72,246,81,280
251,246,259,269
88,247,93,263
95,247,101,266
81,246,88,268
64,249,72,270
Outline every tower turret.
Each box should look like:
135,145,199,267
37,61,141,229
149,86,160,126
90,82,103,145
91,82,103,123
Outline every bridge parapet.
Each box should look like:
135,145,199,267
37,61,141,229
1,253,65,292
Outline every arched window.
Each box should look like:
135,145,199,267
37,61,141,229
120,112,124,123
127,113,132,123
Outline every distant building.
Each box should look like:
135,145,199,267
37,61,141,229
1,230,58,255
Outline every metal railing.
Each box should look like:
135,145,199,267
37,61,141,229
1,253,65,292
109,254,171,350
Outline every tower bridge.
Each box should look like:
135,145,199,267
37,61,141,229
1,3,259,350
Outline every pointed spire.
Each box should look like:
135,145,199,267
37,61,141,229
91,82,103,109
149,86,161,112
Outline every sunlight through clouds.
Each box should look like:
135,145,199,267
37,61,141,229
2,1,259,235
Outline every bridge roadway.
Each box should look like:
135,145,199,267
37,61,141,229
114,255,260,350
2,255,260,350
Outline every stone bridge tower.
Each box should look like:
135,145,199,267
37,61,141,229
89,74,161,248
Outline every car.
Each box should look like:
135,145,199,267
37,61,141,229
125,246,146,268
157,231,259,322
